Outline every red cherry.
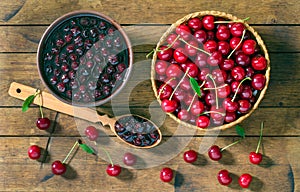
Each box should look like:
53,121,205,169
106,164,121,176
202,15,215,30
198,67,210,81
229,37,242,50
155,60,168,75
217,84,231,98
194,30,207,44
164,77,178,88
249,152,263,164
166,64,183,78
207,51,223,66
239,173,252,188
240,85,253,99
185,40,199,56
224,112,237,123
183,150,198,163
196,115,210,129
230,23,245,37
166,33,181,49
210,106,225,121
238,99,252,114
84,126,99,141
212,68,227,84
158,84,173,100
28,145,41,160
190,101,205,116
51,160,67,175
185,62,199,77
177,109,191,121
251,74,266,90
157,45,173,61
208,145,222,161
175,24,191,40
242,39,256,55
223,98,238,112
217,169,232,185
251,55,267,71
231,66,246,81
173,48,188,63
231,81,244,95
220,59,234,71
216,25,230,41
217,41,230,55
235,52,250,67
123,152,137,166
194,52,208,68
188,17,202,31
160,167,173,182
36,117,51,130
161,99,178,113
179,77,192,91
204,40,218,53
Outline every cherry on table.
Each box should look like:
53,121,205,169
85,126,99,141
106,164,121,176
183,149,198,163
239,173,252,188
208,145,222,161
249,151,263,164
52,160,67,175
36,117,51,130
123,152,136,166
217,169,232,186
160,167,173,182
28,145,41,160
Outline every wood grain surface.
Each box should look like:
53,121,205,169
0,0,299,191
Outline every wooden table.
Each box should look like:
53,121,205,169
0,0,299,191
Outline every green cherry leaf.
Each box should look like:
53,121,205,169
79,143,96,155
22,94,36,112
190,77,201,97
235,125,245,138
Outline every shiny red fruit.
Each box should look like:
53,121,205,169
106,164,121,176
217,169,232,186
36,117,51,130
175,24,191,40
28,145,41,160
158,84,173,100
173,48,188,63
188,17,202,31
251,55,267,71
85,126,99,141
242,39,256,55
166,64,183,78
160,167,173,182
157,45,173,61
161,99,178,113
183,150,198,163
155,60,168,75
196,116,210,129
123,152,137,166
208,145,222,161
239,173,252,188
51,160,67,175
251,74,266,90
202,15,215,30
249,151,263,164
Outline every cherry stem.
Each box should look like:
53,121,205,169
256,121,264,153
37,91,44,118
214,17,250,24
146,35,180,59
199,111,225,116
227,29,246,59
187,93,197,112
62,140,79,164
101,147,114,166
179,38,211,56
231,77,252,102
169,68,189,100
220,139,242,152
157,77,176,98
203,84,227,90
206,74,219,109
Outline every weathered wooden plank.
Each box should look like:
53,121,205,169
0,137,298,191
0,26,299,53
0,0,299,24
1,53,299,107
0,107,299,137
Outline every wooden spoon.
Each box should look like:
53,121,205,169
8,82,162,149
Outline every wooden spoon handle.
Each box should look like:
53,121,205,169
8,82,114,126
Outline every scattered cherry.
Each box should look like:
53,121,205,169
36,117,51,130
160,167,173,182
84,126,99,141
52,160,67,175
239,173,252,188
106,164,122,176
217,169,232,186
28,145,41,160
208,145,222,161
249,121,264,164
183,149,198,163
123,152,137,166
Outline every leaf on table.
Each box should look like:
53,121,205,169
235,125,245,138
40,173,54,182
79,143,96,155
22,94,35,112
190,77,201,97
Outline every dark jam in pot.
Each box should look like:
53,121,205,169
40,14,130,104
114,115,160,147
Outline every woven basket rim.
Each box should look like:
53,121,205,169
150,11,271,131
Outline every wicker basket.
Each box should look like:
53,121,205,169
150,11,270,130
